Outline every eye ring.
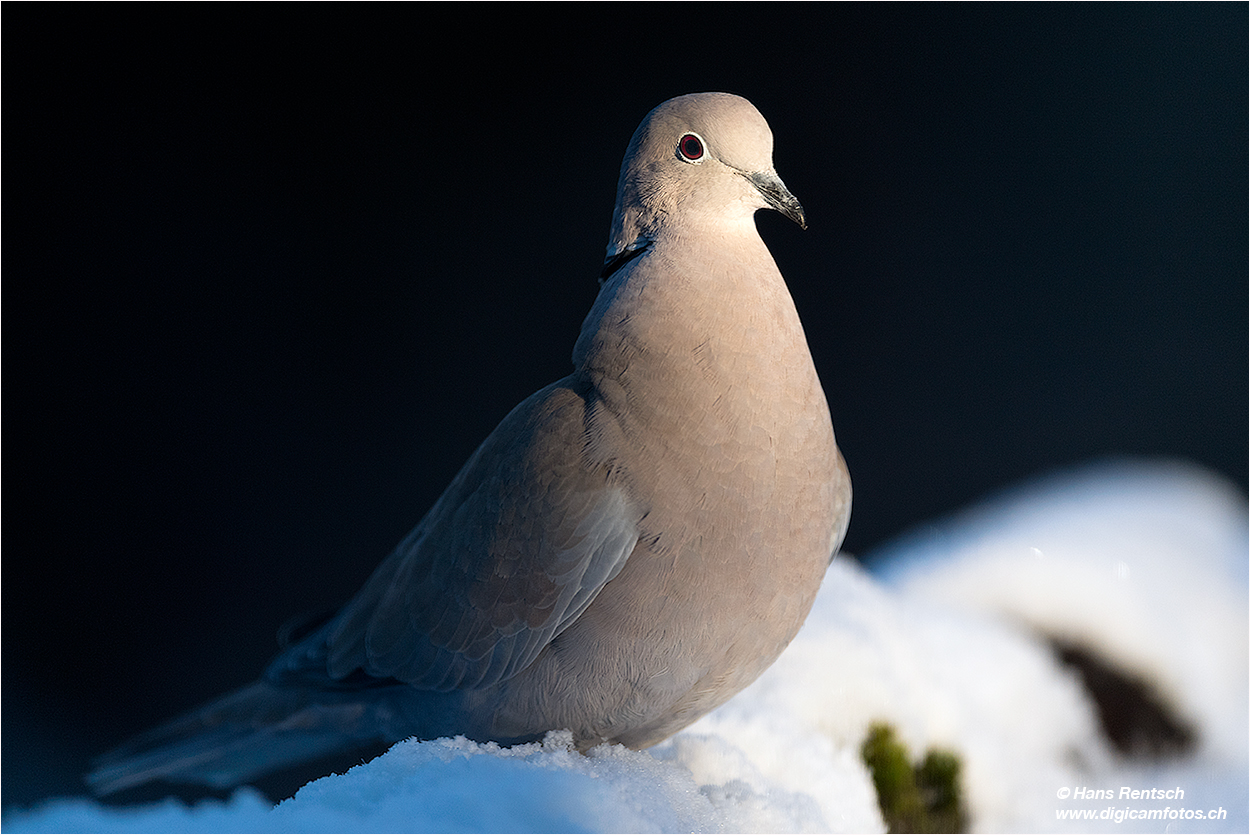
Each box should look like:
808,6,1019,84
677,132,705,163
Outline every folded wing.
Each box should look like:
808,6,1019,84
273,380,640,692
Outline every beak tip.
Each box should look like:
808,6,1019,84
785,203,808,230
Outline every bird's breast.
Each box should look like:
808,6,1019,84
577,242,841,596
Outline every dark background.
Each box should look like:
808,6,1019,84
6,4,1246,810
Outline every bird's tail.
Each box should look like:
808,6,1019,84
87,680,411,795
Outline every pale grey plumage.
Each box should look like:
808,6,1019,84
89,92,851,795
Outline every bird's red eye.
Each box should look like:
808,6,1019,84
678,133,704,162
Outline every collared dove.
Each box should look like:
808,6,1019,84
89,92,851,795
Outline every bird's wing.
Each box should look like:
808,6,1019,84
275,379,640,692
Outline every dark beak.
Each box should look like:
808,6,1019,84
747,170,807,230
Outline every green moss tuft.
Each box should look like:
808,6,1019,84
860,723,969,833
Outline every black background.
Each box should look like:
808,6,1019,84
6,4,1246,810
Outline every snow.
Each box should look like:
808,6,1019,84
7,457,1246,833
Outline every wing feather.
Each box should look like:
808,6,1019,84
301,380,639,692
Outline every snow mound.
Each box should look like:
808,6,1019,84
874,457,1249,766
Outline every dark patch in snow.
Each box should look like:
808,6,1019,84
1049,638,1197,759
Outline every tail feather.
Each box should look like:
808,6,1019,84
87,682,403,795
